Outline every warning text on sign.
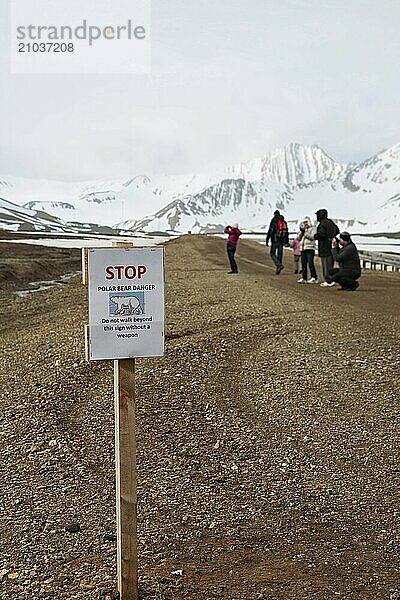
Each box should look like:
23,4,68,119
87,248,164,360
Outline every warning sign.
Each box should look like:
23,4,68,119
87,247,164,360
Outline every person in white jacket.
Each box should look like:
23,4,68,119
297,217,319,283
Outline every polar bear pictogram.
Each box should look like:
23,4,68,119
110,295,143,315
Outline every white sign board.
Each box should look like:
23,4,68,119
87,247,164,360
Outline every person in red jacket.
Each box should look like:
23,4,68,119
224,223,242,274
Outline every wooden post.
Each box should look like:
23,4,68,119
114,358,138,600
81,247,89,286
84,324,90,363
111,241,137,600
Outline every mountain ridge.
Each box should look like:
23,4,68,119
0,142,399,234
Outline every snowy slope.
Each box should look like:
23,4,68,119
0,175,145,226
0,196,124,234
0,196,77,232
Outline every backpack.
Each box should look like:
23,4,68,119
322,218,339,240
276,218,288,240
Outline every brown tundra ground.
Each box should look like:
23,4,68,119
0,234,399,600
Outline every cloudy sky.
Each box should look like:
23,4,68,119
0,0,399,180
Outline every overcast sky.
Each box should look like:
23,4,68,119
1,0,399,180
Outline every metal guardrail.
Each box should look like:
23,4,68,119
359,251,400,272
216,232,400,272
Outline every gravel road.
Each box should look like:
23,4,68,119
0,235,399,600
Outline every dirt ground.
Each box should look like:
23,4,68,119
0,234,399,600
0,241,81,291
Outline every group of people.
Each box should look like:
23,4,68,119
224,208,362,291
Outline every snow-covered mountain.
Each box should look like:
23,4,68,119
119,143,399,234
0,196,119,235
225,143,349,185
0,196,77,233
0,175,152,226
1,143,399,234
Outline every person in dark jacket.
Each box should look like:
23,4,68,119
323,232,361,290
266,211,288,274
314,209,340,283
266,210,280,243
224,223,242,273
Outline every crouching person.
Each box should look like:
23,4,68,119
324,231,361,291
